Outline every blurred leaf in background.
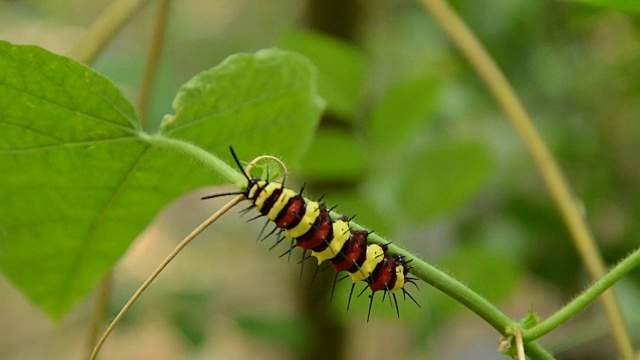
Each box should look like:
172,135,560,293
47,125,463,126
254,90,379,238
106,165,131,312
565,0,640,13
2,0,640,359
279,29,367,120
398,140,495,221
235,313,310,355
370,76,442,154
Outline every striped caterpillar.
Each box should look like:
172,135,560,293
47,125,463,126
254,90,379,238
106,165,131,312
202,147,419,320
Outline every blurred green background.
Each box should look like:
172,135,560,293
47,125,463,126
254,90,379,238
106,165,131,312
1,0,640,359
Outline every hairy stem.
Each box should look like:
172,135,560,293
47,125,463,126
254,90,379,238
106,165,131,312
418,0,634,357
524,248,640,342
349,222,556,359
524,342,556,360
146,136,555,358
66,0,152,63
142,134,246,185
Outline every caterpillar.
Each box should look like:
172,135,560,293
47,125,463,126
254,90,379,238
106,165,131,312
202,147,419,320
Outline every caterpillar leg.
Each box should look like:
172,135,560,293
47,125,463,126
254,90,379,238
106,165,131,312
278,239,297,262
330,272,339,303
402,288,421,308
393,293,400,318
269,232,286,250
347,282,356,312
239,203,256,215
212,147,422,321
381,284,394,308
299,249,307,280
309,263,322,289
256,219,272,242
367,292,375,322
256,219,269,240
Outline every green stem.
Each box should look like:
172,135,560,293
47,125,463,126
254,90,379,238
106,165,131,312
351,219,515,332
351,224,511,344
145,135,557,358
142,133,246,186
525,342,556,360
350,222,556,359
140,133,559,357
524,248,640,342
417,0,634,357
385,241,514,332
145,133,518,338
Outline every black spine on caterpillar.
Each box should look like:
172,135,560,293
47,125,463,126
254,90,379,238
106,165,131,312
202,147,419,319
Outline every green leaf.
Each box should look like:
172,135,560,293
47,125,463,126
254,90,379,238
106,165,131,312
519,306,541,330
564,0,640,13
0,40,147,319
161,48,325,169
0,41,323,319
399,141,494,220
279,30,367,120
370,76,441,153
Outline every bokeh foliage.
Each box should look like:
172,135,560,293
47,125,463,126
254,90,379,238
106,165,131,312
1,0,639,359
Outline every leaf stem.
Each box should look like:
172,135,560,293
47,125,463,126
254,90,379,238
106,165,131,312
138,136,555,356
386,240,513,331
139,137,559,357
418,0,634,357
144,135,523,344
524,342,556,360
66,0,152,63
524,248,640,342
142,133,246,185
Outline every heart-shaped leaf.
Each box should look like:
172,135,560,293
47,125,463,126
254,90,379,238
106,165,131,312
0,41,323,319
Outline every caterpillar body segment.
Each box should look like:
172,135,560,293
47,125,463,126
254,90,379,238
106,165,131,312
311,217,349,263
295,205,334,251
202,147,418,320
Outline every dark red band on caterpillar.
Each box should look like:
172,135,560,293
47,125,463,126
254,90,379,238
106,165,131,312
202,147,419,320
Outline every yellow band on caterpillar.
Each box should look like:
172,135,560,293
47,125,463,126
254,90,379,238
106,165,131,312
312,219,350,264
249,180,273,208
390,264,405,293
284,200,320,238
266,188,296,221
350,243,384,282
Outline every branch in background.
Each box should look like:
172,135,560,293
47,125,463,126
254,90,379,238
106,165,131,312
137,0,172,126
417,0,635,358
66,0,152,63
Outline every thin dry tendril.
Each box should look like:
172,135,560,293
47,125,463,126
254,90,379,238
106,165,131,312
89,153,285,360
